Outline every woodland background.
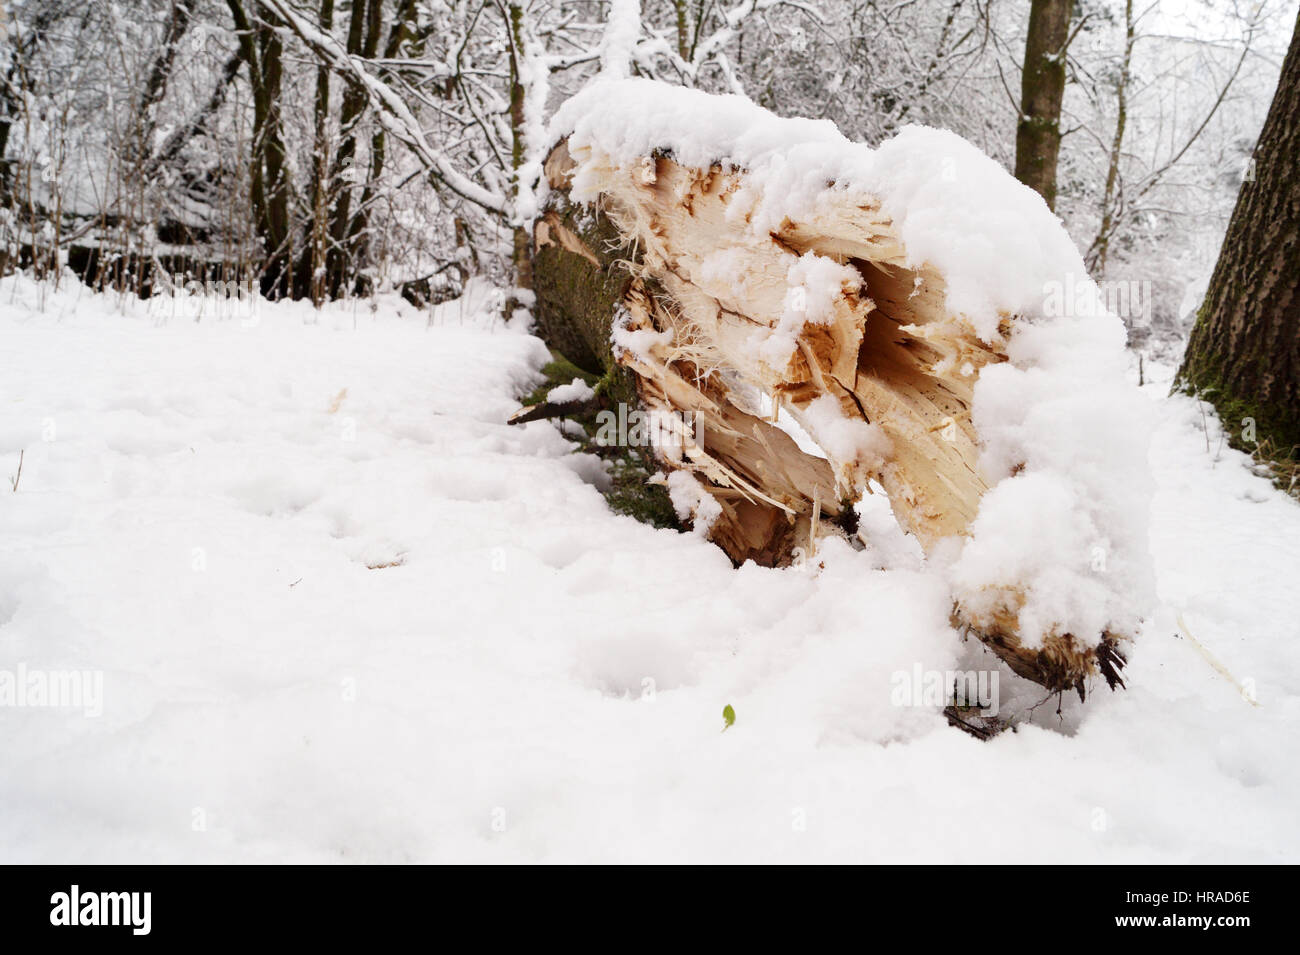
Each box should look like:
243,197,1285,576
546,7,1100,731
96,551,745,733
1,0,1292,364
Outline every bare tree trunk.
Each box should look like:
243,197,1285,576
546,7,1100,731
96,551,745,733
1014,0,1072,210
131,0,199,164
0,3,59,206
144,52,243,174
348,0,421,289
1178,10,1300,463
1085,0,1133,275
324,0,380,297
227,0,294,298
258,12,292,298
507,1,532,292
674,0,690,61
308,0,335,307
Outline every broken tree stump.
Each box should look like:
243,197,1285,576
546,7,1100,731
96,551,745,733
528,83,1151,697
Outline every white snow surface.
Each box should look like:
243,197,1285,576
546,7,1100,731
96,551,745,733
759,252,863,369
1,276,1297,863
545,378,595,405
664,470,722,537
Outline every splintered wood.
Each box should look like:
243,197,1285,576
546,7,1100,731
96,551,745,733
533,138,1124,695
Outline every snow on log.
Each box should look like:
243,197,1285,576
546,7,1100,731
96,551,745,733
532,79,1155,696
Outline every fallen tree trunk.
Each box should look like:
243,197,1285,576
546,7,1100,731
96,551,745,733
529,81,1152,697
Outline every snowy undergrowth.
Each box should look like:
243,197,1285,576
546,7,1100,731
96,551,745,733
0,276,1296,862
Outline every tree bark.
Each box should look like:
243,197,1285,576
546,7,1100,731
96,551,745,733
131,0,199,165
1015,0,1072,210
257,13,292,298
227,0,294,298
307,0,335,307
1085,0,1133,274
324,0,381,297
1178,11,1300,460
347,0,422,290
508,2,532,292
143,52,243,175
0,4,61,205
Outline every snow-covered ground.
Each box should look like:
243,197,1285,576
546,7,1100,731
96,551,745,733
1,275,1296,863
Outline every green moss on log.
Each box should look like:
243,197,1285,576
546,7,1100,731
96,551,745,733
519,350,679,530
521,353,599,407
1176,314,1300,497
604,453,680,528
527,158,680,527
1177,320,1300,461
531,190,633,376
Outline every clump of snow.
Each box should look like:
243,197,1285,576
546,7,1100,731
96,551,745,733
951,473,1122,650
785,252,860,325
550,79,842,197
954,312,1155,647
610,303,672,361
855,484,926,571
546,378,595,404
665,470,723,535
798,394,891,476
697,248,756,302
598,0,641,79
759,251,861,368
860,126,1087,342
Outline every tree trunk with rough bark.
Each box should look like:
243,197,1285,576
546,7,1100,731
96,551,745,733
227,0,294,298
1015,0,1072,210
1178,11,1300,463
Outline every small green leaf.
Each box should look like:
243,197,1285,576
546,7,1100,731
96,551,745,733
722,704,735,731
